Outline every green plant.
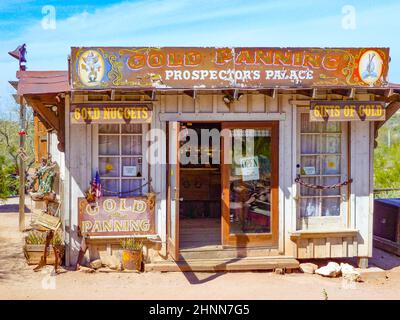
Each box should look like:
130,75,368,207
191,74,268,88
121,238,143,251
0,156,18,199
25,230,63,246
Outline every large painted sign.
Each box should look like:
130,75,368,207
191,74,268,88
310,100,386,121
70,47,390,90
78,196,156,237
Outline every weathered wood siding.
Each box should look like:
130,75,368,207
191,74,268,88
62,92,376,264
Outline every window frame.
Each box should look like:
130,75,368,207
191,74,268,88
296,107,349,230
92,123,149,197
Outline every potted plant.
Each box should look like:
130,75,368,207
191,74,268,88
121,238,143,271
23,230,65,265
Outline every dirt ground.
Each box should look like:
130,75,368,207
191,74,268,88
1,197,400,300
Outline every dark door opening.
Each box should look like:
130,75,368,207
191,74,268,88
179,122,221,249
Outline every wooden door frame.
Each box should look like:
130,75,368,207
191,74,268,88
221,121,279,247
166,121,180,260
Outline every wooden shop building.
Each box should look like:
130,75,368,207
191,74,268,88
15,47,400,271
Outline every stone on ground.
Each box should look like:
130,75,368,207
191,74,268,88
299,262,318,274
340,263,361,282
89,259,102,269
100,254,122,271
315,262,341,277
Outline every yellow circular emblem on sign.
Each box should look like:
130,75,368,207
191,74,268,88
358,50,383,85
78,50,105,87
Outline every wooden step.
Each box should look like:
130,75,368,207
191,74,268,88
145,257,299,272
179,246,280,260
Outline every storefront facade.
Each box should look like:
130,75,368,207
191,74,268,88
17,47,400,271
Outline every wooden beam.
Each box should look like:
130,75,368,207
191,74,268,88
296,89,313,97
143,90,156,100
183,90,197,99
259,89,277,99
57,104,65,152
29,99,60,132
33,111,52,130
331,89,351,97
374,99,400,148
376,100,400,131
159,112,286,122
8,80,18,90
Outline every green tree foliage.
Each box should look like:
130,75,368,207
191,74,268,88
0,155,18,200
0,108,35,198
374,111,400,198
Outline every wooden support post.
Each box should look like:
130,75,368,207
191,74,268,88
18,98,26,232
358,257,368,269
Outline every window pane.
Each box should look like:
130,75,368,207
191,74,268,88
301,155,320,175
229,129,271,234
322,155,340,174
301,114,321,133
121,136,142,155
99,135,119,155
122,157,142,177
99,157,119,177
322,176,341,196
322,134,341,153
322,122,341,133
99,124,119,134
300,198,318,217
321,197,340,216
300,177,319,196
102,179,119,196
301,135,320,154
121,179,142,197
122,124,142,134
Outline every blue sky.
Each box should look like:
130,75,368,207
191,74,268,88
1,0,400,116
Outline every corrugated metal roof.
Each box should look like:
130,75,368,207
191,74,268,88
16,71,69,95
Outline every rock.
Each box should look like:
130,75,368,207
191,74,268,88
356,267,387,283
100,254,122,271
315,262,341,277
299,263,318,274
89,259,102,269
274,268,285,275
78,266,95,273
340,263,361,282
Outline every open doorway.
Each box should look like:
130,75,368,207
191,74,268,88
179,122,221,249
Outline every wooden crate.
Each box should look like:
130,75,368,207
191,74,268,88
23,244,65,265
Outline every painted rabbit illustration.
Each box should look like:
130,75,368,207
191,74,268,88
362,53,377,79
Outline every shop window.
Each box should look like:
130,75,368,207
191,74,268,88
297,112,348,223
96,123,148,197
